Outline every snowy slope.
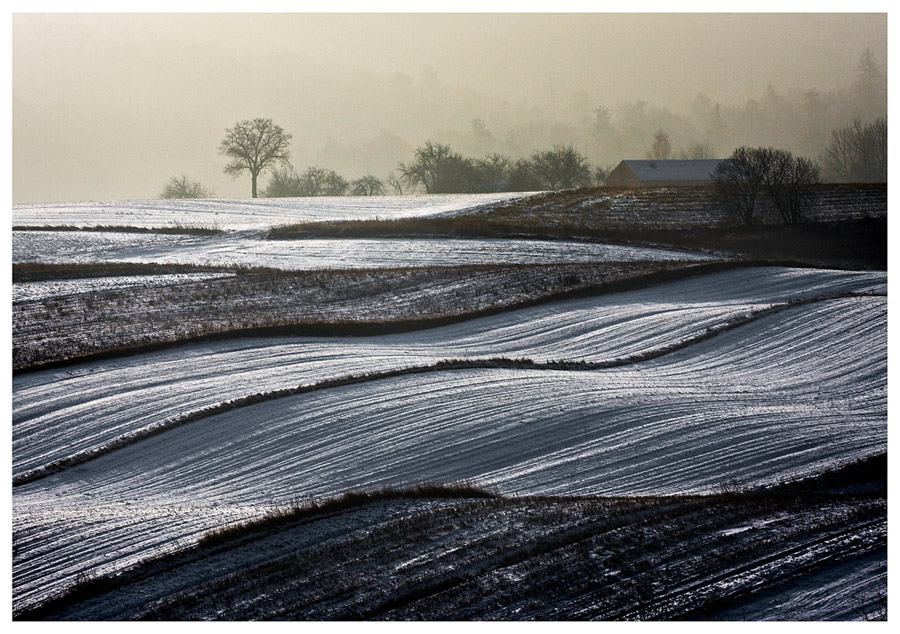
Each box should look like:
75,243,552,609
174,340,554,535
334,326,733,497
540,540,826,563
12,193,533,230
12,268,886,612
13,266,884,478
12,231,713,270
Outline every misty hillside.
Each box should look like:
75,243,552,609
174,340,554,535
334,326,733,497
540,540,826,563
13,14,886,202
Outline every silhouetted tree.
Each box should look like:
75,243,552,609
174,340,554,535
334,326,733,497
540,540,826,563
712,147,767,227
472,153,512,192
398,141,473,193
777,156,819,224
321,170,349,196
529,145,592,190
507,159,542,192
715,146,820,226
220,118,292,198
264,166,350,197
757,148,819,224
386,173,405,196
647,129,672,160
159,174,214,199
296,166,348,196
351,175,386,196
820,118,887,183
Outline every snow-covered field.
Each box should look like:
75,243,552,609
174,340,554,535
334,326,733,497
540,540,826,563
10,194,887,619
13,266,884,479
12,193,533,230
12,194,719,271
11,272,239,304
11,267,887,613
13,230,714,271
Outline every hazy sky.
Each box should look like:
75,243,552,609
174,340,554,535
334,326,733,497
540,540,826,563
11,12,888,203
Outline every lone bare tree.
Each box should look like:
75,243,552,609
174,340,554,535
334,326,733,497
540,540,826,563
220,118,292,198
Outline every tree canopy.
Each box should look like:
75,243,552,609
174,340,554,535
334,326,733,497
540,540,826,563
220,118,292,198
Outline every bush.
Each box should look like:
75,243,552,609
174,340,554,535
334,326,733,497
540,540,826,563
160,175,215,199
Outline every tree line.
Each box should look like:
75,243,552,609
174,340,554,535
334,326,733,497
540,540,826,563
712,147,820,227
161,114,886,200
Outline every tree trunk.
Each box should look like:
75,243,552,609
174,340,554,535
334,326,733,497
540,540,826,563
251,173,258,198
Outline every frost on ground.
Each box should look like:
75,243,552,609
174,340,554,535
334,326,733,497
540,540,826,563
12,230,714,270
13,260,708,370
10,192,887,620
12,266,886,478
11,272,239,303
471,184,887,229
11,268,886,617
17,474,887,621
12,192,533,230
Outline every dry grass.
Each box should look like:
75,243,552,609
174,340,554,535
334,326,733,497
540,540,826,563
198,482,499,549
267,184,886,270
16,454,885,621
13,224,222,235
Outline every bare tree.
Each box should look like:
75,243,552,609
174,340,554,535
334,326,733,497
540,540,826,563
386,172,405,196
820,118,887,183
758,148,819,224
529,145,592,190
263,166,302,197
647,129,672,160
473,153,511,192
715,146,820,226
264,166,349,197
712,147,767,227
160,174,214,199
678,142,716,159
779,156,820,224
220,118,292,198
321,170,349,196
351,175,386,196
398,141,472,193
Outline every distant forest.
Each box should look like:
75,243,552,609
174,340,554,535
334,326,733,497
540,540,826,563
302,50,886,185
165,49,887,199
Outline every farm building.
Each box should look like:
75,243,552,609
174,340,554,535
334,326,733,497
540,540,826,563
607,159,723,187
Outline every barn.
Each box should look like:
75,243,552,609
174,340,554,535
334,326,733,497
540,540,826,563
606,159,723,187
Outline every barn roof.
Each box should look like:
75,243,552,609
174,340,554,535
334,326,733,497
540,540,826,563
615,159,723,182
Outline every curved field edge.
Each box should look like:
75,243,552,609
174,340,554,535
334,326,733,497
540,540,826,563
265,185,886,270
13,260,837,374
12,295,885,615
14,456,887,622
12,261,289,282
13,224,222,236
267,184,886,236
12,291,881,488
